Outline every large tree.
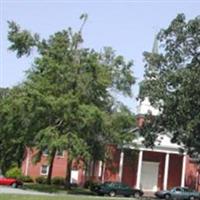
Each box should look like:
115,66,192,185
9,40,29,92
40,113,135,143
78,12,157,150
139,14,200,156
7,15,135,185
0,86,33,173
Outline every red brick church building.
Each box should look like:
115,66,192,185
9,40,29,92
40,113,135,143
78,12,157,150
21,37,200,192
21,96,200,192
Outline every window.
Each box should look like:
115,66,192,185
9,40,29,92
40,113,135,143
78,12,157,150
40,165,49,175
174,187,182,192
42,149,48,156
56,150,64,157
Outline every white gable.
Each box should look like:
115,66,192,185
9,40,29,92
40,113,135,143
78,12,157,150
155,134,181,149
135,97,184,154
125,132,183,154
137,97,160,116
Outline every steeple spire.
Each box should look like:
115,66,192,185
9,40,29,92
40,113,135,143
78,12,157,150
136,34,160,120
149,34,159,73
152,34,159,54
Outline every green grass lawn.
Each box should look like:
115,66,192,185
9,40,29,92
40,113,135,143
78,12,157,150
0,194,135,200
0,184,152,200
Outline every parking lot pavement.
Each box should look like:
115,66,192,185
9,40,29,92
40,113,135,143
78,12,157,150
0,186,53,196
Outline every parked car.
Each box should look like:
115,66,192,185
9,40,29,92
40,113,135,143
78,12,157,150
91,181,144,197
0,175,23,188
155,186,200,200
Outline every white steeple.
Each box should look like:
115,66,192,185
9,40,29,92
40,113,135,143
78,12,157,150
137,97,160,116
137,34,160,116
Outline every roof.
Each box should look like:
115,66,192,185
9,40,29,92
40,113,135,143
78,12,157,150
124,131,184,154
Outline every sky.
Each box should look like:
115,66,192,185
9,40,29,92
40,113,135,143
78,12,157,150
1,0,200,112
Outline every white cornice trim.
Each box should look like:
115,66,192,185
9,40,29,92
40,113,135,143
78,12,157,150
123,143,184,154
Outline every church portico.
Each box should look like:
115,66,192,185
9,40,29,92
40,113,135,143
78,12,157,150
118,146,185,192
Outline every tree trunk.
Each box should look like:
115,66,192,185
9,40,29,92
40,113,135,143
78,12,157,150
92,160,96,180
85,160,90,181
47,149,56,185
65,158,72,189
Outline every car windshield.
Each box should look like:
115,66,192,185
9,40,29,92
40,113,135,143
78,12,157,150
103,182,121,187
171,187,182,192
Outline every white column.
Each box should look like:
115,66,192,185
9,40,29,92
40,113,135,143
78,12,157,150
25,149,30,176
98,161,102,177
136,150,143,189
181,154,187,187
163,153,170,190
119,150,124,182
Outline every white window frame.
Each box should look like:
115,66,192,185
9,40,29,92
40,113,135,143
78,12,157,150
42,149,49,156
40,165,49,176
56,150,64,157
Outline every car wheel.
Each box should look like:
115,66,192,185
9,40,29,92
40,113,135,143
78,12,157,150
109,190,116,197
134,191,141,198
164,194,171,200
11,182,17,188
189,196,195,200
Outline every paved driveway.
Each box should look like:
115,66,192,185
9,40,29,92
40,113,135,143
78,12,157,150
0,186,53,196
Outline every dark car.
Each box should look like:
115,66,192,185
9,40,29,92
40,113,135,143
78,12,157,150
0,175,23,188
155,186,200,200
91,181,144,197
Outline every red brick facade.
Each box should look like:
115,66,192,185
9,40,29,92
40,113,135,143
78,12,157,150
22,148,67,178
21,114,200,191
21,146,200,191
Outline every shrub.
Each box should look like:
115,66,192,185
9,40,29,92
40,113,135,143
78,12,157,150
84,180,91,188
35,176,47,184
5,167,22,179
19,175,33,183
51,177,65,186
84,180,99,189
70,182,78,188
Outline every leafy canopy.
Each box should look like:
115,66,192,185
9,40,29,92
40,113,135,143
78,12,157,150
139,14,200,156
4,15,136,177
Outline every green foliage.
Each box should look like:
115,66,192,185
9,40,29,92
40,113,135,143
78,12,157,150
23,183,67,193
35,176,48,184
19,175,33,183
0,86,31,173
51,177,65,186
83,180,100,189
5,15,135,186
7,21,39,58
139,14,200,156
109,104,136,145
5,166,22,178
0,88,9,99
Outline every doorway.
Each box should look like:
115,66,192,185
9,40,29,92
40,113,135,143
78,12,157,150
140,161,159,191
